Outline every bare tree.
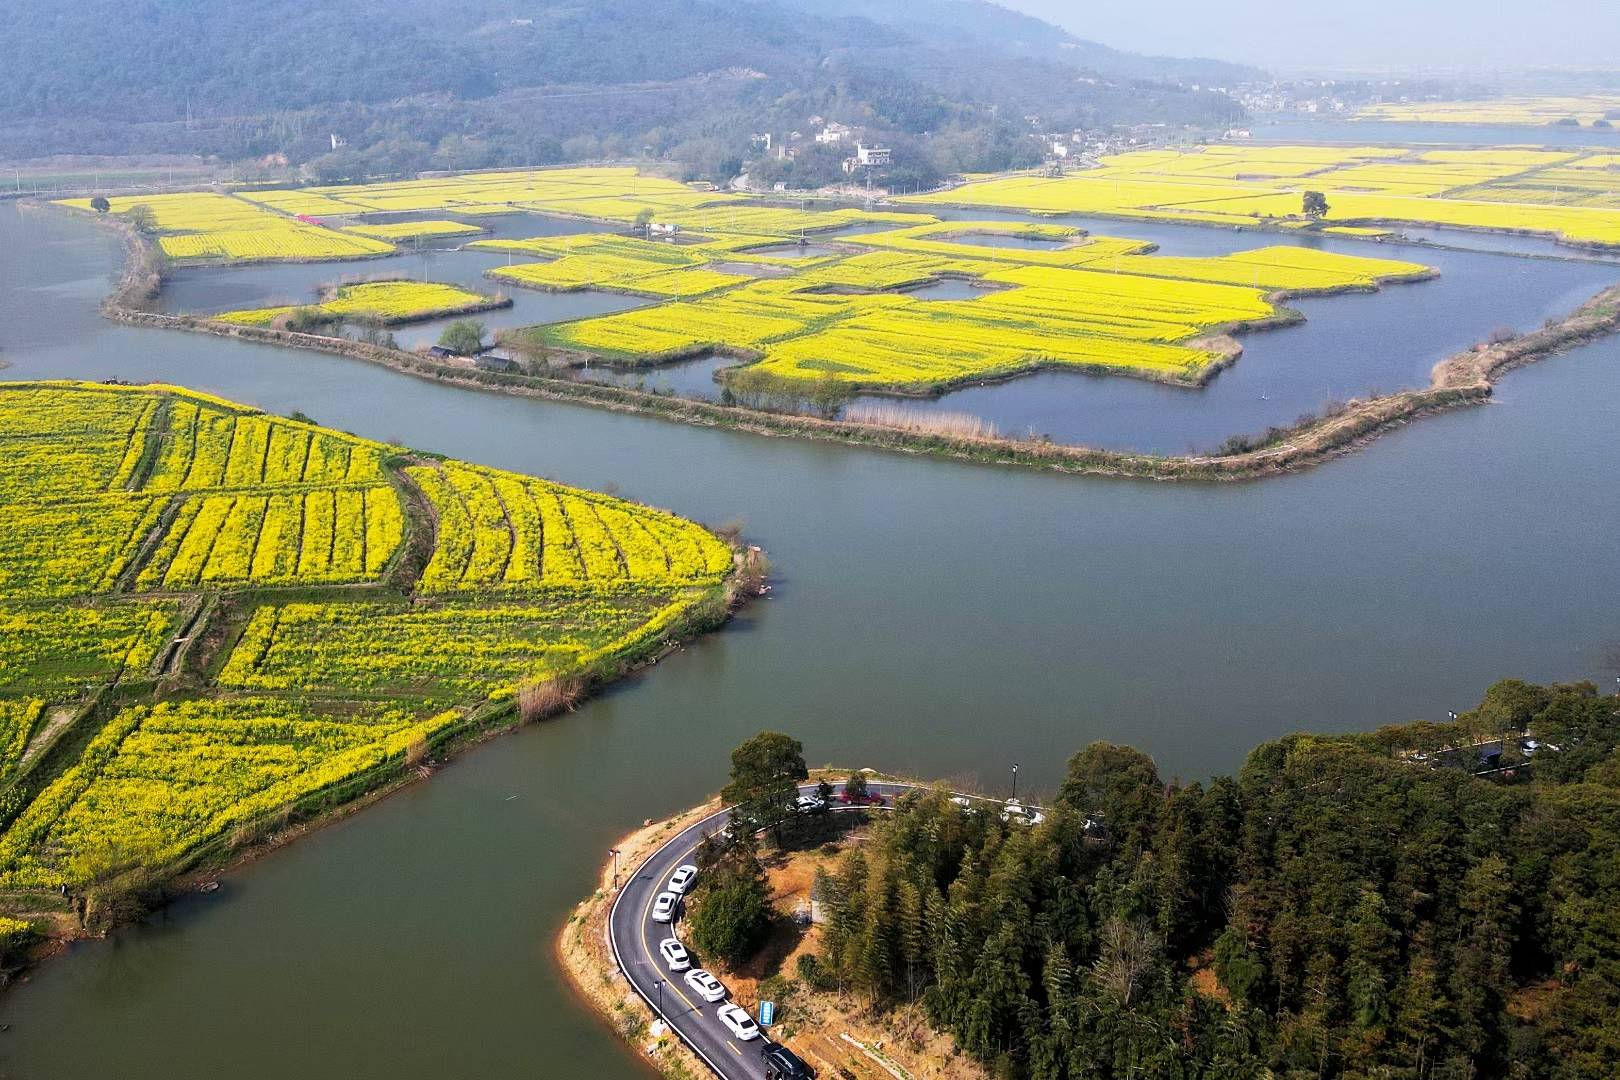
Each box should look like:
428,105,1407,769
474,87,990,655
1093,916,1161,1008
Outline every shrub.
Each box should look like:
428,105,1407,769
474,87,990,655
437,319,486,356
686,858,771,965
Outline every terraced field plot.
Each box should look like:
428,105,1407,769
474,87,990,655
233,167,925,237
1354,95,1620,127
57,192,395,263
900,145,1620,247
516,220,1431,392
341,220,486,242
214,280,508,328
0,382,735,895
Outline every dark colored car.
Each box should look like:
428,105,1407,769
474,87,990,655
763,1044,815,1079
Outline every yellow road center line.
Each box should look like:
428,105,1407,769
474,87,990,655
637,852,708,1019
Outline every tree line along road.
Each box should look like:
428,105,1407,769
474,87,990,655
605,780,1046,1080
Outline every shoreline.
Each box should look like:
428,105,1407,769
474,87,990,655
4,552,765,986
557,798,728,1080
102,277,1620,483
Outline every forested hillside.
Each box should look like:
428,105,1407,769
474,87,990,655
802,679,1620,1078
0,0,1250,177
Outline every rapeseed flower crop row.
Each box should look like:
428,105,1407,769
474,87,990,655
0,601,182,695
0,699,46,783
132,486,403,591
407,464,733,593
0,383,735,889
218,598,690,700
0,697,464,890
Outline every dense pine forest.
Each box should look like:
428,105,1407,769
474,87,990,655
788,680,1620,1078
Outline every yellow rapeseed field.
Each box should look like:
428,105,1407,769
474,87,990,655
0,382,735,893
58,192,396,262
215,280,501,327
899,145,1620,247
532,224,1428,391
341,220,486,241
1354,96,1620,127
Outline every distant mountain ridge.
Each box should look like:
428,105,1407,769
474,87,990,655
779,0,1262,85
0,0,1252,172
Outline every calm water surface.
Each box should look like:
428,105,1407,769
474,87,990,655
1,201,1619,1079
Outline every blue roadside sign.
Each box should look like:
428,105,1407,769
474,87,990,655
760,1000,775,1026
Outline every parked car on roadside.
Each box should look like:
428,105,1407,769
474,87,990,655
685,968,727,1002
763,1044,817,1079
1002,799,1046,826
659,937,691,971
667,864,698,894
717,1003,761,1041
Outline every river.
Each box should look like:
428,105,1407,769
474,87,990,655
1,201,1618,1079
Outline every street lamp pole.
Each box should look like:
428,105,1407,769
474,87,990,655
609,847,622,889
654,979,666,1024
1011,763,1019,801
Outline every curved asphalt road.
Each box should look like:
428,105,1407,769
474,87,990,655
607,781,1036,1079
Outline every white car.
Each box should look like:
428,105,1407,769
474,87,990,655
685,968,727,1003
667,864,698,895
793,794,828,814
950,795,979,814
1002,799,1046,826
717,1002,761,1041
659,937,691,972
652,891,679,923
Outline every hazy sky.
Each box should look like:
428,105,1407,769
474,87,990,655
1003,0,1620,73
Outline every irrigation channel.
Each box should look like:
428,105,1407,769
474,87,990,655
2,200,1619,1079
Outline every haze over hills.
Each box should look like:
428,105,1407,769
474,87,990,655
1006,0,1620,73
779,0,1260,84
0,0,1252,178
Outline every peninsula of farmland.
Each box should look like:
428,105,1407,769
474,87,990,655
0,381,746,929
